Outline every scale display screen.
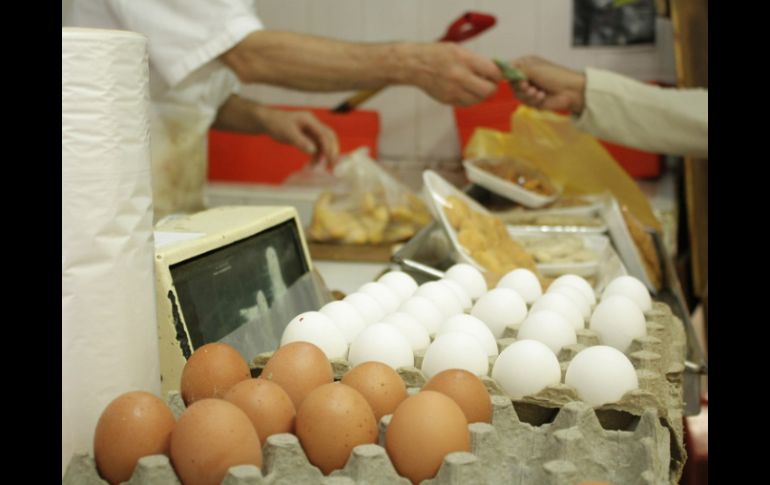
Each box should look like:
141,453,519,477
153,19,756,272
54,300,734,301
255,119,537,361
169,220,309,349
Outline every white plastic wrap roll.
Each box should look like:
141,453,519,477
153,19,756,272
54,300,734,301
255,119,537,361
62,28,159,476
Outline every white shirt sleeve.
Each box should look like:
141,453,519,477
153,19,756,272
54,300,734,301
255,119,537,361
574,68,708,158
109,0,263,87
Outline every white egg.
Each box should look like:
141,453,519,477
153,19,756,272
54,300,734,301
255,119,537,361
550,274,596,306
415,281,463,318
398,295,444,336
420,332,489,379
437,314,499,357
530,293,584,330
382,312,431,352
343,292,386,326
319,300,367,344
516,310,577,355
377,270,418,301
601,275,652,313
358,281,401,314
471,288,528,338
280,311,348,359
348,323,414,369
497,268,542,304
565,345,639,407
444,263,488,300
492,339,561,399
439,278,472,312
548,284,591,319
589,295,647,353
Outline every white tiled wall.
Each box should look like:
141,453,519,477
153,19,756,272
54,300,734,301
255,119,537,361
243,0,677,168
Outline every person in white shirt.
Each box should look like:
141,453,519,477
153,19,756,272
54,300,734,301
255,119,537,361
509,56,707,158
63,1,502,220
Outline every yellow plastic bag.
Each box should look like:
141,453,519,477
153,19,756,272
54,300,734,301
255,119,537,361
464,106,661,232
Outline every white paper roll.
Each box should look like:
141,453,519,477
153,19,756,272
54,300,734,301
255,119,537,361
62,28,160,476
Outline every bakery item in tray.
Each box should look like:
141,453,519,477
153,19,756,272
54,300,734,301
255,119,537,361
472,157,558,197
516,235,598,265
443,194,543,286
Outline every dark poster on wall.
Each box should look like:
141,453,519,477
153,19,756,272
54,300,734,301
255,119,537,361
573,0,657,46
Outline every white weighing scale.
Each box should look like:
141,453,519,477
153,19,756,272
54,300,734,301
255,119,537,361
153,206,332,394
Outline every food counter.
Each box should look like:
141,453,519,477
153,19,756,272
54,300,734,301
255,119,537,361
64,162,706,485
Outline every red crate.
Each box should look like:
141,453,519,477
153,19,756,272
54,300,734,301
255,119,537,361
453,82,661,179
208,106,380,184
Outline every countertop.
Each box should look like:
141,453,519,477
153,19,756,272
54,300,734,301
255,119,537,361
313,260,393,296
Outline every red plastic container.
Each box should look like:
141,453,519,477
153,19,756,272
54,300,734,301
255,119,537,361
453,82,661,179
208,106,380,184
454,82,521,149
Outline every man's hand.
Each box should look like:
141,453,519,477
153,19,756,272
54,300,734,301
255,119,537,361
255,107,339,165
509,56,587,115
405,42,503,106
213,95,339,166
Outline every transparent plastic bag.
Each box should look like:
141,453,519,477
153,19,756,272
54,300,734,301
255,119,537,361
282,157,337,187
308,148,431,244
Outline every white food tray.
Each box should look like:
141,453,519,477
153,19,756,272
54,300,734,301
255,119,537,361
422,170,488,272
464,159,558,208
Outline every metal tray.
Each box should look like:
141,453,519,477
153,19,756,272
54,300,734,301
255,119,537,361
466,184,608,234
393,220,626,295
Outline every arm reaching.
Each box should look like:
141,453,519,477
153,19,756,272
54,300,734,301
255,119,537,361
508,55,707,158
220,31,502,106
213,94,339,165
509,56,586,115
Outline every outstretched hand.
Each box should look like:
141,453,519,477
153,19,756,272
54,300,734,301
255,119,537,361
508,56,587,115
408,42,503,106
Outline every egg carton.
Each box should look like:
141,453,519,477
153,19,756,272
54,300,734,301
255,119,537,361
250,300,687,483
63,391,673,485
62,397,669,485
63,301,685,484
497,300,687,471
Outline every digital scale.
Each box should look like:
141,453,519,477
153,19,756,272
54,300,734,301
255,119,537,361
153,206,331,394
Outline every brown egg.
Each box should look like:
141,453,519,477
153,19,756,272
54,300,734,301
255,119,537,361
170,399,262,485
385,390,470,484
341,361,407,422
422,369,492,424
180,342,251,406
93,391,176,485
295,383,378,475
224,378,296,446
261,341,333,409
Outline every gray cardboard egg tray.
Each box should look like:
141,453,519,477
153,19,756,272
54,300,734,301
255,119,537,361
63,301,686,485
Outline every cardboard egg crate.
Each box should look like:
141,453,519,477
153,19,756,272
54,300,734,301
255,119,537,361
63,300,685,485
254,299,684,484
63,395,673,485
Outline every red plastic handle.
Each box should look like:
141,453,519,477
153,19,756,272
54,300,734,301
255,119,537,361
440,12,496,42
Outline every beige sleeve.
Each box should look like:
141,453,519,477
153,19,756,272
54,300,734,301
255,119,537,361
574,68,708,158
